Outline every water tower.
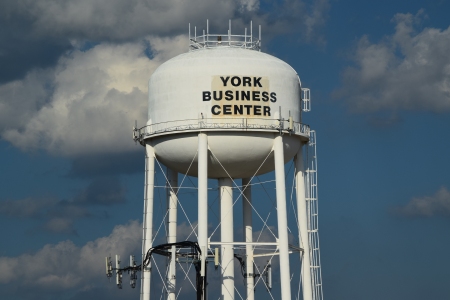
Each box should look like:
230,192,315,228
128,20,323,300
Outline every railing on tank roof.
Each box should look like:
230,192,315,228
133,117,310,144
189,20,261,51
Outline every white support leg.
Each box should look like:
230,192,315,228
142,144,156,300
242,178,254,300
274,135,292,300
198,133,208,299
295,145,313,300
166,169,178,300
219,178,235,300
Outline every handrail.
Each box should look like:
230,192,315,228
133,118,310,144
189,20,261,52
189,34,261,51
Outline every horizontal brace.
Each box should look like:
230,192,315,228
253,249,302,258
209,241,279,246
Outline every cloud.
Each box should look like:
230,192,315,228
0,177,126,234
68,152,143,178
0,0,238,41
0,221,141,296
42,217,78,235
302,0,329,44
0,37,186,157
239,0,259,12
0,0,328,49
0,21,70,84
73,177,126,206
392,186,450,218
0,198,58,218
334,10,450,113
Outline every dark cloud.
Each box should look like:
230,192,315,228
0,198,58,218
73,177,127,205
68,152,143,178
0,18,71,84
0,0,237,41
366,112,403,128
391,187,450,218
0,177,126,234
334,10,450,114
0,0,328,43
42,218,77,235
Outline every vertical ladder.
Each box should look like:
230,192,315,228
306,130,324,300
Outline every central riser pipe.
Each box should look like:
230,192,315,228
242,178,254,300
219,178,235,300
166,169,178,300
198,133,208,300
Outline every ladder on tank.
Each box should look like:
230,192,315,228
306,130,324,300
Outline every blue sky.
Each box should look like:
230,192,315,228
1,0,450,299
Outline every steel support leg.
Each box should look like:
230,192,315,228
295,145,313,300
142,144,155,300
274,135,291,300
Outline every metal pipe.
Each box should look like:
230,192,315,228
245,28,247,49
198,132,208,299
141,144,155,300
250,20,252,46
259,25,261,51
295,145,313,300
219,177,235,300
242,178,254,300
229,19,231,46
274,135,292,300
167,168,178,300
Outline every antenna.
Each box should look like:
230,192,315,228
229,19,231,46
130,255,137,288
116,255,122,289
265,261,272,290
250,20,253,46
106,256,112,278
214,247,219,269
245,28,247,48
259,25,261,51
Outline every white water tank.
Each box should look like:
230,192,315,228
143,39,309,178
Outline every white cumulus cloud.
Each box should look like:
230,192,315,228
335,10,450,113
393,186,450,218
2,0,238,41
0,221,141,288
0,36,186,157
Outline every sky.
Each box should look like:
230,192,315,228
1,0,450,299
